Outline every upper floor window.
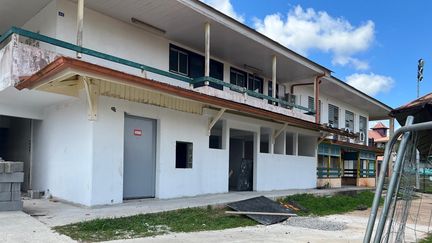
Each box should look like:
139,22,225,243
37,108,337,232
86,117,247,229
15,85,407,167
328,104,339,128
359,116,367,133
169,44,224,90
230,68,247,88
169,47,188,76
359,116,367,144
345,110,354,132
308,96,321,112
248,75,263,93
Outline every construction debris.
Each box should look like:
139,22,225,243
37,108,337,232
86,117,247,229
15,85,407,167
227,196,295,225
0,161,24,211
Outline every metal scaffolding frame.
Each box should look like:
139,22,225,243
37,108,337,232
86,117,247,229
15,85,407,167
364,116,432,242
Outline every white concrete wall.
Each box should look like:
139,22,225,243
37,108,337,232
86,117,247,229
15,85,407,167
295,85,370,140
26,91,323,205
22,0,58,51
91,96,230,203
256,153,316,191
32,95,93,206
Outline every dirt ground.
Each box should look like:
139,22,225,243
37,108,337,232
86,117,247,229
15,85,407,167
106,194,432,243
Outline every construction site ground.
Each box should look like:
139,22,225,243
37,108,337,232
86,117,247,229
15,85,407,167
1,188,431,242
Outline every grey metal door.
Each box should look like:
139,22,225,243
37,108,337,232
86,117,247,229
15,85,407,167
123,114,156,199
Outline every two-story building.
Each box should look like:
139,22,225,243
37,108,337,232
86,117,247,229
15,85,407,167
0,0,392,206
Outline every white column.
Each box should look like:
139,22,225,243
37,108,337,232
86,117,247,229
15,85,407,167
272,55,277,99
76,0,84,58
204,22,210,85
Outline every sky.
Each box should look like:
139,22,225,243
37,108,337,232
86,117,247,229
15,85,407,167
201,0,432,116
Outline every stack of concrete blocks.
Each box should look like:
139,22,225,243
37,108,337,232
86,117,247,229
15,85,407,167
0,160,23,211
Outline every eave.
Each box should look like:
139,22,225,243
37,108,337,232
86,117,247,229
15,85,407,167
17,56,354,137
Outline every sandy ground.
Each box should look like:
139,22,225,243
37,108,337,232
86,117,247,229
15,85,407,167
106,214,429,243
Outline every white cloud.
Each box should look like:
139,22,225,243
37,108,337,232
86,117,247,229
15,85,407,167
346,73,394,96
253,5,375,70
201,0,245,23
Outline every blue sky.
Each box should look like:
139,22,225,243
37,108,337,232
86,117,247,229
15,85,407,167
202,0,432,111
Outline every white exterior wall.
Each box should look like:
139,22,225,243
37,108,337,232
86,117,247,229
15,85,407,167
256,154,316,191
21,0,58,51
295,85,369,135
32,95,93,206
12,0,373,206
91,96,230,203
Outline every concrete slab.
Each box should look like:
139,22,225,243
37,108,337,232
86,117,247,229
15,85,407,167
0,172,24,183
0,200,23,211
3,162,24,173
11,183,20,192
23,186,369,227
0,211,75,243
0,191,20,201
0,183,11,192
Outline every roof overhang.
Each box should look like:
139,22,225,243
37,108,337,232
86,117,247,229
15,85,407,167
322,139,384,155
321,76,393,120
18,56,354,137
78,0,328,82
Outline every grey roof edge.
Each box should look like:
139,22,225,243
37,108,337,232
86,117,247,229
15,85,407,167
329,75,393,112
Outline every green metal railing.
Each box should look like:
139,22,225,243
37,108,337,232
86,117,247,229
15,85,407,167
0,27,313,113
317,167,341,178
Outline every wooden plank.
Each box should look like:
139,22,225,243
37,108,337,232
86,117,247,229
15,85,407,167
225,211,297,217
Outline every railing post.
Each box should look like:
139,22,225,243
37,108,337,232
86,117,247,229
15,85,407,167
76,0,84,58
11,33,19,47
204,22,210,86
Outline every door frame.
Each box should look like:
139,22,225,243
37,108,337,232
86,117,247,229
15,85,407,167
123,113,158,199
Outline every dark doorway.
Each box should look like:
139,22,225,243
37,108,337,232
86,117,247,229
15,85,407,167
0,115,32,192
229,129,254,191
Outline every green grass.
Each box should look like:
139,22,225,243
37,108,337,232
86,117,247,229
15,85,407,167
279,190,377,216
54,207,257,242
421,234,432,243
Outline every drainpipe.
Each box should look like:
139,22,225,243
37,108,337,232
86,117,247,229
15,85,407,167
204,22,210,86
76,0,84,59
314,74,326,124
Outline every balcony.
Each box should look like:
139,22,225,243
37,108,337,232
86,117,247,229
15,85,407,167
0,27,315,122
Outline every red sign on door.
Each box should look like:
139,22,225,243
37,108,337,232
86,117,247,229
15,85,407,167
133,129,142,136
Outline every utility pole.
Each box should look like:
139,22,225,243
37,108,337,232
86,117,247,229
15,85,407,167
416,58,424,189
417,58,424,98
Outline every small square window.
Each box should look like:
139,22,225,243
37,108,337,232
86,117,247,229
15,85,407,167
176,142,193,168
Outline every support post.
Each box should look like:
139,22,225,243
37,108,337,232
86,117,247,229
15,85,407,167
272,55,277,101
208,108,226,136
204,22,210,86
272,123,287,142
314,74,324,124
76,0,84,59
82,76,99,121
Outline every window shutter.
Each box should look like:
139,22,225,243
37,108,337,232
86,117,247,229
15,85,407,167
308,96,314,110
